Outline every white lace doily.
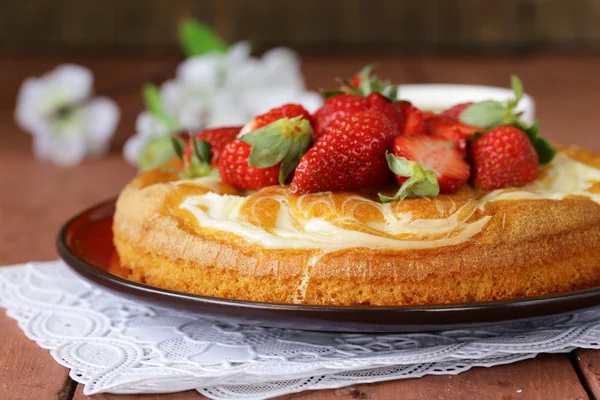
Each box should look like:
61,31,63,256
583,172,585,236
1,261,600,400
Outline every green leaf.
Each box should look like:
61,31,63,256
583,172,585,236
138,136,176,171
386,86,399,102
533,137,556,164
509,75,524,107
171,138,184,161
459,100,505,128
278,140,303,184
178,18,227,57
142,83,176,128
503,120,556,164
240,117,313,181
379,154,440,202
193,138,211,163
321,89,344,98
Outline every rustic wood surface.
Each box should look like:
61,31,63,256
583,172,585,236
1,54,600,399
2,0,600,53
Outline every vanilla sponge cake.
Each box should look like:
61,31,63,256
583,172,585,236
113,147,600,306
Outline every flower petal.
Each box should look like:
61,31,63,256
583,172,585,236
83,97,120,155
176,55,220,86
33,133,87,166
48,64,93,104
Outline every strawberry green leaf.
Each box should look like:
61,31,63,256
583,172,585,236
533,137,556,164
178,18,228,57
143,83,176,129
278,140,304,185
459,100,505,128
139,136,176,171
321,89,344,98
171,137,184,161
504,120,556,164
379,153,440,203
193,138,211,164
510,75,524,106
241,117,313,176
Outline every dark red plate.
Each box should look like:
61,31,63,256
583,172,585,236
57,199,600,332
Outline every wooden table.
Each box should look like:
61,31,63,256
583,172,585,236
1,54,600,399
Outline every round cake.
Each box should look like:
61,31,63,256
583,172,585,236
114,146,600,306
114,70,600,306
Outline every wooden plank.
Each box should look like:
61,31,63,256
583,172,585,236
274,354,588,400
0,316,74,400
574,350,600,398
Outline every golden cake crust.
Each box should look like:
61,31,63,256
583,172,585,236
113,148,600,305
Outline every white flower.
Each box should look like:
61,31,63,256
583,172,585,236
124,43,323,169
15,64,120,166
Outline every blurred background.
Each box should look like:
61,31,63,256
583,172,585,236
1,0,599,149
0,0,600,261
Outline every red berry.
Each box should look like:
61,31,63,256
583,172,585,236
425,116,467,157
218,139,280,190
313,94,370,140
393,135,470,194
367,93,405,135
291,110,397,195
187,126,241,166
469,126,539,190
442,102,474,120
394,102,425,135
241,104,313,135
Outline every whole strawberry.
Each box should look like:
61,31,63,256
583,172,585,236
219,104,314,190
469,126,539,190
367,93,405,135
240,103,313,136
394,101,425,135
313,94,370,140
290,110,396,195
380,134,470,202
189,126,241,166
218,140,281,190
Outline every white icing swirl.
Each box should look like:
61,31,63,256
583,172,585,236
179,153,600,251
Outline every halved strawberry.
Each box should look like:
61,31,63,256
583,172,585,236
380,135,470,202
425,116,467,157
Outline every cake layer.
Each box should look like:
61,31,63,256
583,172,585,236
113,147,600,305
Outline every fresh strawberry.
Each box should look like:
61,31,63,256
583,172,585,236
394,102,425,135
442,102,474,120
367,93,405,135
218,140,281,190
240,104,313,136
313,94,370,140
290,110,396,195
380,135,470,202
219,109,314,190
425,116,467,157
185,126,241,166
469,126,539,190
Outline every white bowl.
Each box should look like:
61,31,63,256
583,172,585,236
397,84,535,125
